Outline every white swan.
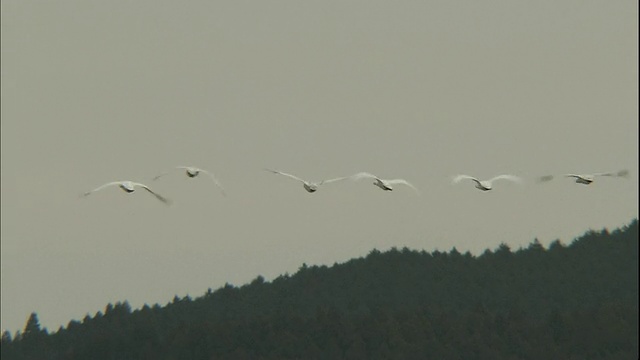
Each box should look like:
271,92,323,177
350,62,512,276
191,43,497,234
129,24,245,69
264,169,349,193
349,172,420,194
538,169,629,185
153,166,226,196
82,181,171,205
453,174,522,191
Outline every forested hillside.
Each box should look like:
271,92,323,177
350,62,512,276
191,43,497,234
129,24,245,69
2,219,638,360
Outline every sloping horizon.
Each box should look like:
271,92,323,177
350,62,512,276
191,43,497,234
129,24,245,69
1,0,637,333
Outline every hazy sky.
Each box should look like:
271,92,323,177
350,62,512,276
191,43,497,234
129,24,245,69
1,0,637,333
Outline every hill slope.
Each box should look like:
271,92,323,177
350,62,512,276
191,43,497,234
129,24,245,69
2,219,638,359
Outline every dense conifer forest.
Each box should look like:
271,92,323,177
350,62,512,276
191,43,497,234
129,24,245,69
2,219,638,359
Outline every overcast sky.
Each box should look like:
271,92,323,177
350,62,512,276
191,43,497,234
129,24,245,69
1,0,637,333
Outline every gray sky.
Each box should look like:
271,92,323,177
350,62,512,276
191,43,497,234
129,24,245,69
1,0,637,333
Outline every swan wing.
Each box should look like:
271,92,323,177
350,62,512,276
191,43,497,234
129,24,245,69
536,175,554,183
615,169,630,178
153,166,196,180
489,174,523,184
593,170,629,178
175,166,198,172
82,181,122,197
349,172,379,181
591,172,615,177
318,176,350,185
152,171,172,181
452,174,480,186
264,169,307,183
153,166,187,181
386,179,421,195
133,183,172,205
199,169,227,196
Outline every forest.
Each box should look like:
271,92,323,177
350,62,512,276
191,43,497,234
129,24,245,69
1,219,637,360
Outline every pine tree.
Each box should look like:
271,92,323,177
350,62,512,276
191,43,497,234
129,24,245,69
23,312,42,339
1,330,12,344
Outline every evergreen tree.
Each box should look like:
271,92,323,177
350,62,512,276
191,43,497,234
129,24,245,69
1,330,11,345
22,312,42,339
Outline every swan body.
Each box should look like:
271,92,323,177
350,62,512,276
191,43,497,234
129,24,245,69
154,166,226,196
453,174,522,191
349,172,420,194
567,174,595,185
265,169,349,193
82,181,171,204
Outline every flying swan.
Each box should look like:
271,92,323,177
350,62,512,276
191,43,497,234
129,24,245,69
537,169,629,185
153,166,226,196
453,174,522,191
349,172,420,194
81,181,171,205
264,169,350,193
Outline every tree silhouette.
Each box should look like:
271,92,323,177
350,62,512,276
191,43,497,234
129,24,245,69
22,312,43,339
1,219,637,360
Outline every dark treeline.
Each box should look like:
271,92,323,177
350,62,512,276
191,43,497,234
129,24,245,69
2,219,638,359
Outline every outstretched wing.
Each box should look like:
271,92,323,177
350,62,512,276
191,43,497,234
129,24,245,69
536,175,554,183
199,169,227,196
175,166,195,171
615,169,630,177
318,176,350,185
489,174,522,184
81,181,122,197
135,183,172,205
452,174,480,186
152,172,171,181
264,168,307,184
349,172,380,181
564,174,582,179
153,166,191,181
386,179,421,195
593,169,629,178
592,172,616,177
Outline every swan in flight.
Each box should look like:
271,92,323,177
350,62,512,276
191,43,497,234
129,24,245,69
537,169,629,185
453,174,522,191
264,169,349,193
153,166,226,196
349,172,420,194
81,181,171,205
